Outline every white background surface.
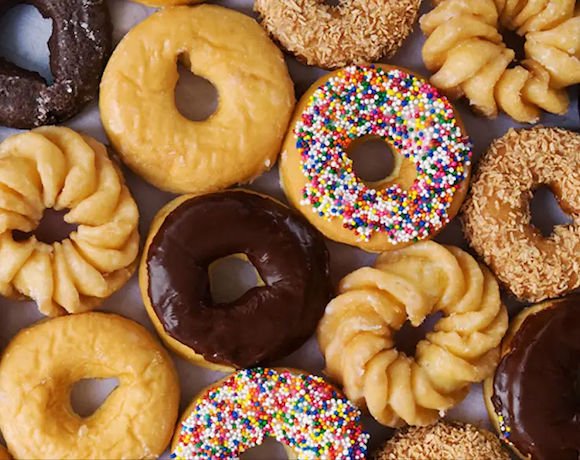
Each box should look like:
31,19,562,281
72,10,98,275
0,0,578,458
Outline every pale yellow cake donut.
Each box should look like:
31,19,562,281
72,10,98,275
0,127,139,316
100,5,295,194
421,0,580,122
254,0,422,70
0,313,180,460
317,240,509,427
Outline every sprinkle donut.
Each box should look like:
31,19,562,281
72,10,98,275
279,64,472,252
171,368,369,460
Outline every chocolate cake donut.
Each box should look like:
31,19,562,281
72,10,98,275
0,0,111,128
484,296,580,460
140,190,331,371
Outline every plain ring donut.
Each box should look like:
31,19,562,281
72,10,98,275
100,5,295,194
0,0,111,129
462,127,580,302
0,312,180,460
0,127,139,316
317,241,508,427
140,189,331,372
254,0,422,70
483,296,580,460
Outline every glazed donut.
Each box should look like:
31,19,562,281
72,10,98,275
0,0,111,129
421,0,580,122
462,127,580,302
140,190,331,371
171,368,369,460
483,296,580,460
0,127,139,316
372,421,510,460
279,64,472,252
0,447,10,460
100,5,294,194
254,0,421,70
0,312,180,459
317,240,509,427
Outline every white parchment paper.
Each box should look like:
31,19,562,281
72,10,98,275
0,1,578,458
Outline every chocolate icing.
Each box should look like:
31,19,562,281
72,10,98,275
0,0,111,128
492,298,580,460
146,191,331,368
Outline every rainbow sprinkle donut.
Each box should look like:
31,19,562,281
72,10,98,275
171,368,369,459
280,64,472,252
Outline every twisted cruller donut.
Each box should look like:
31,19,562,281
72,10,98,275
317,241,509,427
421,0,580,122
0,127,139,316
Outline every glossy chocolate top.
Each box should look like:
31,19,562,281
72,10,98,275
492,298,580,460
146,191,331,368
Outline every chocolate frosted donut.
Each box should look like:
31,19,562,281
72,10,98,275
484,297,580,460
0,0,111,128
140,190,331,371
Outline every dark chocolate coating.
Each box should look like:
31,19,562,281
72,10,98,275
492,298,580,460
146,191,331,369
0,0,111,128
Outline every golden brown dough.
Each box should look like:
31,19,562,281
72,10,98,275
421,0,579,122
100,5,294,194
0,127,139,316
0,313,179,460
317,241,508,427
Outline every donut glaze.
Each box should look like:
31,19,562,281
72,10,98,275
146,190,331,369
491,298,580,460
0,0,111,128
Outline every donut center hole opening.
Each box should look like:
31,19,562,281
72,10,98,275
347,137,398,185
530,185,573,238
70,377,119,418
174,55,218,122
0,4,54,84
501,28,527,65
241,437,289,459
208,254,265,305
323,0,341,6
12,208,78,244
394,312,443,357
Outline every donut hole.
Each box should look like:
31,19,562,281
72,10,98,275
70,377,119,418
241,437,289,459
12,208,78,244
0,4,54,84
347,136,400,185
208,254,265,305
501,28,527,65
323,0,341,6
394,312,443,357
174,54,218,122
530,185,573,238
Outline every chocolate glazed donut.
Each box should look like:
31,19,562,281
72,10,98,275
491,297,580,460
0,0,111,128
144,190,331,369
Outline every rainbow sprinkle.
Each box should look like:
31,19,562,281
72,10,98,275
294,65,471,242
171,368,369,459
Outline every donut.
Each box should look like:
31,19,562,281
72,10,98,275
0,127,139,316
140,190,331,372
421,0,580,123
0,0,111,129
279,64,472,252
100,5,294,195
483,296,580,460
0,312,180,459
171,368,369,460
372,421,510,460
317,240,509,427
0,447,10,460
254,0,421,70
462,127,580,302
